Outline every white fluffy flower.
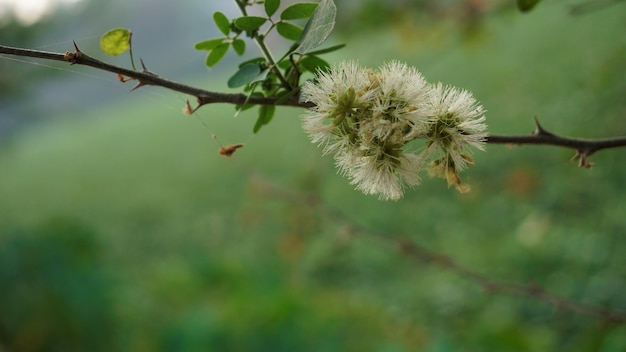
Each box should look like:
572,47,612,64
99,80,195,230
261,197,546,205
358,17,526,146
375,61,430,123
423,83,487,191
300,60,488,200
301,60,375,155
347,149,423,201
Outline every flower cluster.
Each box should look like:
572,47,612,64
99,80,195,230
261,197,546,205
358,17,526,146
300,60,487,201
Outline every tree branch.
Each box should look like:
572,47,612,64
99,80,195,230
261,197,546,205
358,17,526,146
0,44,308,109
2,43,626,165
485,118,626,167
252,176,626,324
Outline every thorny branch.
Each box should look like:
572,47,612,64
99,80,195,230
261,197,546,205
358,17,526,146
0,44,308,109
2,43,626,165
252,177,626,324
3,42,626,323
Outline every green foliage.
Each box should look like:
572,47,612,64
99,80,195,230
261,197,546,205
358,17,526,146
304,43,345,56
194,38,224,51
205,42,229,67
232,38,246,56
227,63,266,88
213,11,231,36
193,0,340,133
264,0,280,17
280,2,319,20
99,28,130,56
300,55,330,73
254,104,275,133
234,16,267,32
294,0,337,54
276,21,304,41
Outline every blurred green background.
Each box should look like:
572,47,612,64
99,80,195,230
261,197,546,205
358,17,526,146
1,0,626,351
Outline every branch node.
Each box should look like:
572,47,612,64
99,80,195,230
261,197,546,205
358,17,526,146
63,51,77,63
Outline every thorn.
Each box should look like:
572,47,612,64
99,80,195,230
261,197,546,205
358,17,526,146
193,98,206,113
130,81,148,92
72,40,82,53
532,117,555,137
140,58,149,72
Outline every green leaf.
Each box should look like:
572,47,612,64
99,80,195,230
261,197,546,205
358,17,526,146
205,43,229,67
232,39,246,56
295,0,336,54
238,56,268,68
194,38,225,51
100,28,131,56
305,43,345,56
517,0,542,12
280,3,318,20
253,105,275,133
265,0,281,17
234,16,267,32
276,22,303,41
228,63,268,88
277,59,292,70
301,55,330,73
213,12,231,35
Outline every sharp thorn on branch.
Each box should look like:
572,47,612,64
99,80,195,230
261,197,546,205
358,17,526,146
140,58,149,72
130,81,149,92
532,117,555,137
72,40,82,53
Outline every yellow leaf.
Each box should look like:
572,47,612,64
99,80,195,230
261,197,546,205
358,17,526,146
100,28,131,56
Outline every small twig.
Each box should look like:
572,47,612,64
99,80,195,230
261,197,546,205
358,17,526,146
2,43,626,164
486,118,626,168
234,2,292,90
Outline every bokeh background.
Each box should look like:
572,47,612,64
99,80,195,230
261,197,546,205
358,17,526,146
1,0,626,351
